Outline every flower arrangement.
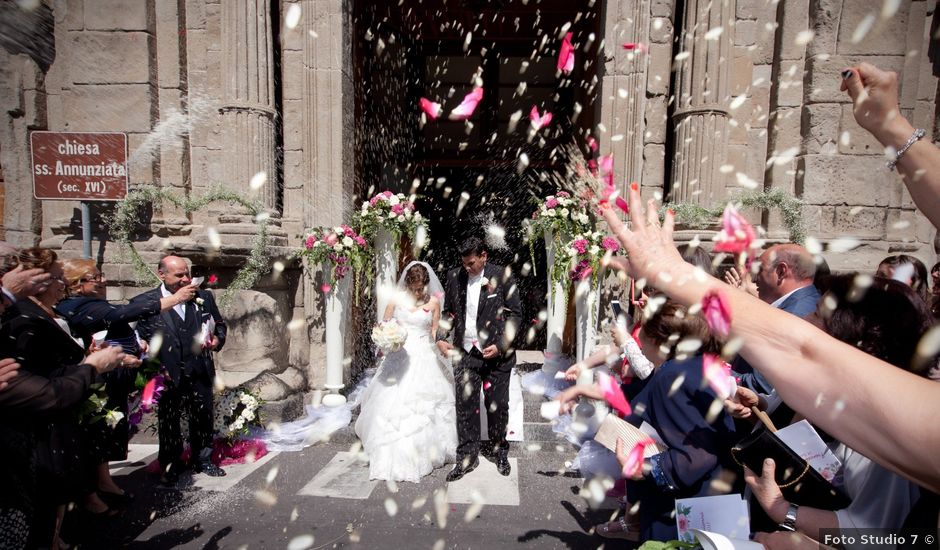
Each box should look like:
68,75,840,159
354,191,428,241
526,191,592,280
296,225,371,295
552,229,619,290
371,318,409,353
213,387,263,440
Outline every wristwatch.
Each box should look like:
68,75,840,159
780,502,799,532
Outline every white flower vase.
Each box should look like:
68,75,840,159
542,230,568,374
323,265,352,407
374,227,398,319
574,276,601,384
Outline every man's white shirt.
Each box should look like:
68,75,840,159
161,284,186,319
462,272,483,352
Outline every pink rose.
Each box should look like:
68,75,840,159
602,236,620,252
324,233,338,246
369,196,381,206
304,235,317,249
557,191,570,198
382,190,393,198
678,516,689,532
545,198,559,209
572,238,588,254
391,204,404,215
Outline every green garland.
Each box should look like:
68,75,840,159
109,185,271,307
662,188,806,244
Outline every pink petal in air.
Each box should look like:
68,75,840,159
701,289,732,339
587,137,598,152
622,438,656,478
529,105,553,130
557,32,575,74
419,97,443,120
448,87,484,121
622,42,648,53
714,204,756,255
598,372,632,417
702,353,735,399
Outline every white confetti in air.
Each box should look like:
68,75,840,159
517,152,530,173
384,498,398,517
290,507,299,522
433,489,449,529
729,94,747,110
265,465,279,485
254,489,277,506
285,4,301,29
674,51,690,61
508,110,523,133
793,29,815,46
891,219,911,230
149,333,164,356
827,237,861,253
722,337,745,358
456,192,471,217
804,236,822,255
486,224,507,250
432,539,446,550
891,262,916,285
411,496,427,509
287,319,304,331
207,227,221,249
464,490,485,522
916,326,940,362
735,172,759,189
768,147,799,166
704,27,724,40
273,261,285,273
851,13,876,44
413,224,428,251
287,535,315,550
840,131,851,148
464,31,472,52
250,171,267,190
611,134,624,142
882,0,902,18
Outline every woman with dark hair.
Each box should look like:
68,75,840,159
876,254,929,301
55,259,186,508
929,262,940,320
732,275,929,540
355,261,457,482
557,300,738,541
0,249,136,544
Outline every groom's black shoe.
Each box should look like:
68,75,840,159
495,455,511,476
446,456,479,482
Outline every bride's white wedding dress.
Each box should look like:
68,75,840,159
355,305,457,482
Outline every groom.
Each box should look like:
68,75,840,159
437,237,522,480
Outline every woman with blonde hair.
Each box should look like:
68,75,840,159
56,258,192,508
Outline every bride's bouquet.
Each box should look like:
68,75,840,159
372,319,408,353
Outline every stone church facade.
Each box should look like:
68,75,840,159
1,0,937,416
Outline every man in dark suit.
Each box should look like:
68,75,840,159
132,255,227,482
733,243,820,394
437,237,522,481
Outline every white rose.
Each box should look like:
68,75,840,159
578,213,589,224
362,201,369,210
314,240,324,247
388,212,398,220
590,245,600,255
544,209,555,217
560,208,569,217
342,236,354,247
333,227,343,235
404,210,412,219
388,194,400,206
333,244,343,252
546,195,555,201
414,212,422,221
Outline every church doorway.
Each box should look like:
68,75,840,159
353,0,601,350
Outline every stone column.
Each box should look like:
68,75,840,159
598,0,651,190
670,0,735,206
220,0,278,213
302,0,355,392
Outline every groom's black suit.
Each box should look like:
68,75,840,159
441,263,522,461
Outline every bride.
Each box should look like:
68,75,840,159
355,261,457,482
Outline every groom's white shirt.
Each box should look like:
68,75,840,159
462,271,483,352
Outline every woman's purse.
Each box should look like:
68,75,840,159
730,408,851,510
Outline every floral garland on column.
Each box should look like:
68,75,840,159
353,191,428,242
109,185,272,307
663,188,806,244
294,225,371,302
524,191,592,280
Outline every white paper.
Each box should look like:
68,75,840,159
775,419,842,483
691,529,763,550
675,494,750,544
191,276,205,288
199,316,216,348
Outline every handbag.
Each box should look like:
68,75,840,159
730,408,851,510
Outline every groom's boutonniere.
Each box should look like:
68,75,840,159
195,297,205,308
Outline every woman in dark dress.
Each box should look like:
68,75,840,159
0,249,116,543
56,258,185,504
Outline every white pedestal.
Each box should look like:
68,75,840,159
374,227,398,320
542,230,569,374
574,277,600,367
323,264,351,407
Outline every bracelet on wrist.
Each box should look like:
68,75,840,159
887,128,925,171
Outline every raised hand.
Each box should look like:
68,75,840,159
2,266,52,299
723,266,758,297
0,358,20,391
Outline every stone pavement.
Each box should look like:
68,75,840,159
74,438,628,549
